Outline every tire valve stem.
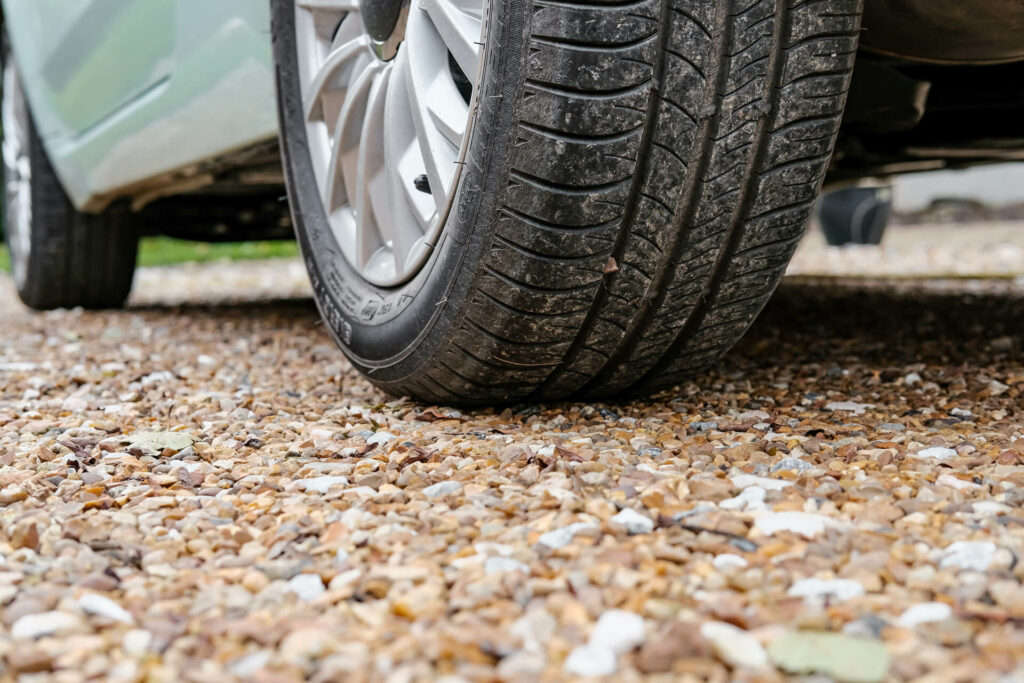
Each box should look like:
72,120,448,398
413,174,431,194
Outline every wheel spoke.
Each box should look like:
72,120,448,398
360,67,394,272
324,61,378,214
403,30,465,214
384,51,431,274
304,35,368,123
419,0,483,80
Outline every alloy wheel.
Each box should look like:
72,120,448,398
293,0,484,287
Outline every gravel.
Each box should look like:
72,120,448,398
1,232,1023,680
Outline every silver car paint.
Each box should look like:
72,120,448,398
1,0,279,210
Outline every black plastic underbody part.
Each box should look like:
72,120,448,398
861,0,1024,65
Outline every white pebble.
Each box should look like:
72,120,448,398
753,512,835,538
77,593,135,624
287,573,326,601
936,474,980,490
11,611,82,639
610,508,655,534
366,431,397,446
423,481,463,498
730,474,793,491
229,650,272,676
485,557,530,575
939,541,997,571
701,621,768,670
122,629,153,656
563,644,617,676
825,401,874,414
712,554,748,572
328,568,362,590
590,610,646,655
720,486,768,511
897,602,953,628
295,476,349,494
538,522,598,549
914,447,957,460
788,578,865,602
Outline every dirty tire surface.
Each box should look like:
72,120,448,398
277,0,863,404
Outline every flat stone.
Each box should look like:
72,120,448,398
767,631,890,683
423,481,462,498
701,621,768,670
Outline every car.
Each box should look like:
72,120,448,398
2,0,1022,403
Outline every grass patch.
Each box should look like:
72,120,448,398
0,237,299,273
137,237,299,267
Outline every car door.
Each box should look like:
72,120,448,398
2,0,175,139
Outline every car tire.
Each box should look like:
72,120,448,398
2,43,138,311
273,0,862,404
819,186,892,246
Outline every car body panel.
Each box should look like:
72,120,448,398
1,0,278,210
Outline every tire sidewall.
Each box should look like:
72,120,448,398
272,0,525,385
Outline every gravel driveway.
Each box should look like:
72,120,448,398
1,227,1023,681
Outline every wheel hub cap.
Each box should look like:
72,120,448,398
293,0,484,287
359,0,409,60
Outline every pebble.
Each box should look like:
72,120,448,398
720,486,768,511
767,631,889,682
701,621,768,670
286,574,326,601
563,643,617,676
730,473,793,491
825,401,875,414
484,557,530,575
229,650,271,677
589,610,646,655
897,602,954,628
753,512,836,538
294,475,349,493
914,446,957,460
712,554,749,572
366,431,397,446
423,481,463,498
770,457,812,473
76,593,134,624
538,522,598,549
610,508,655,534
788,578,866,603
11,611,82,639
938,541,997,571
